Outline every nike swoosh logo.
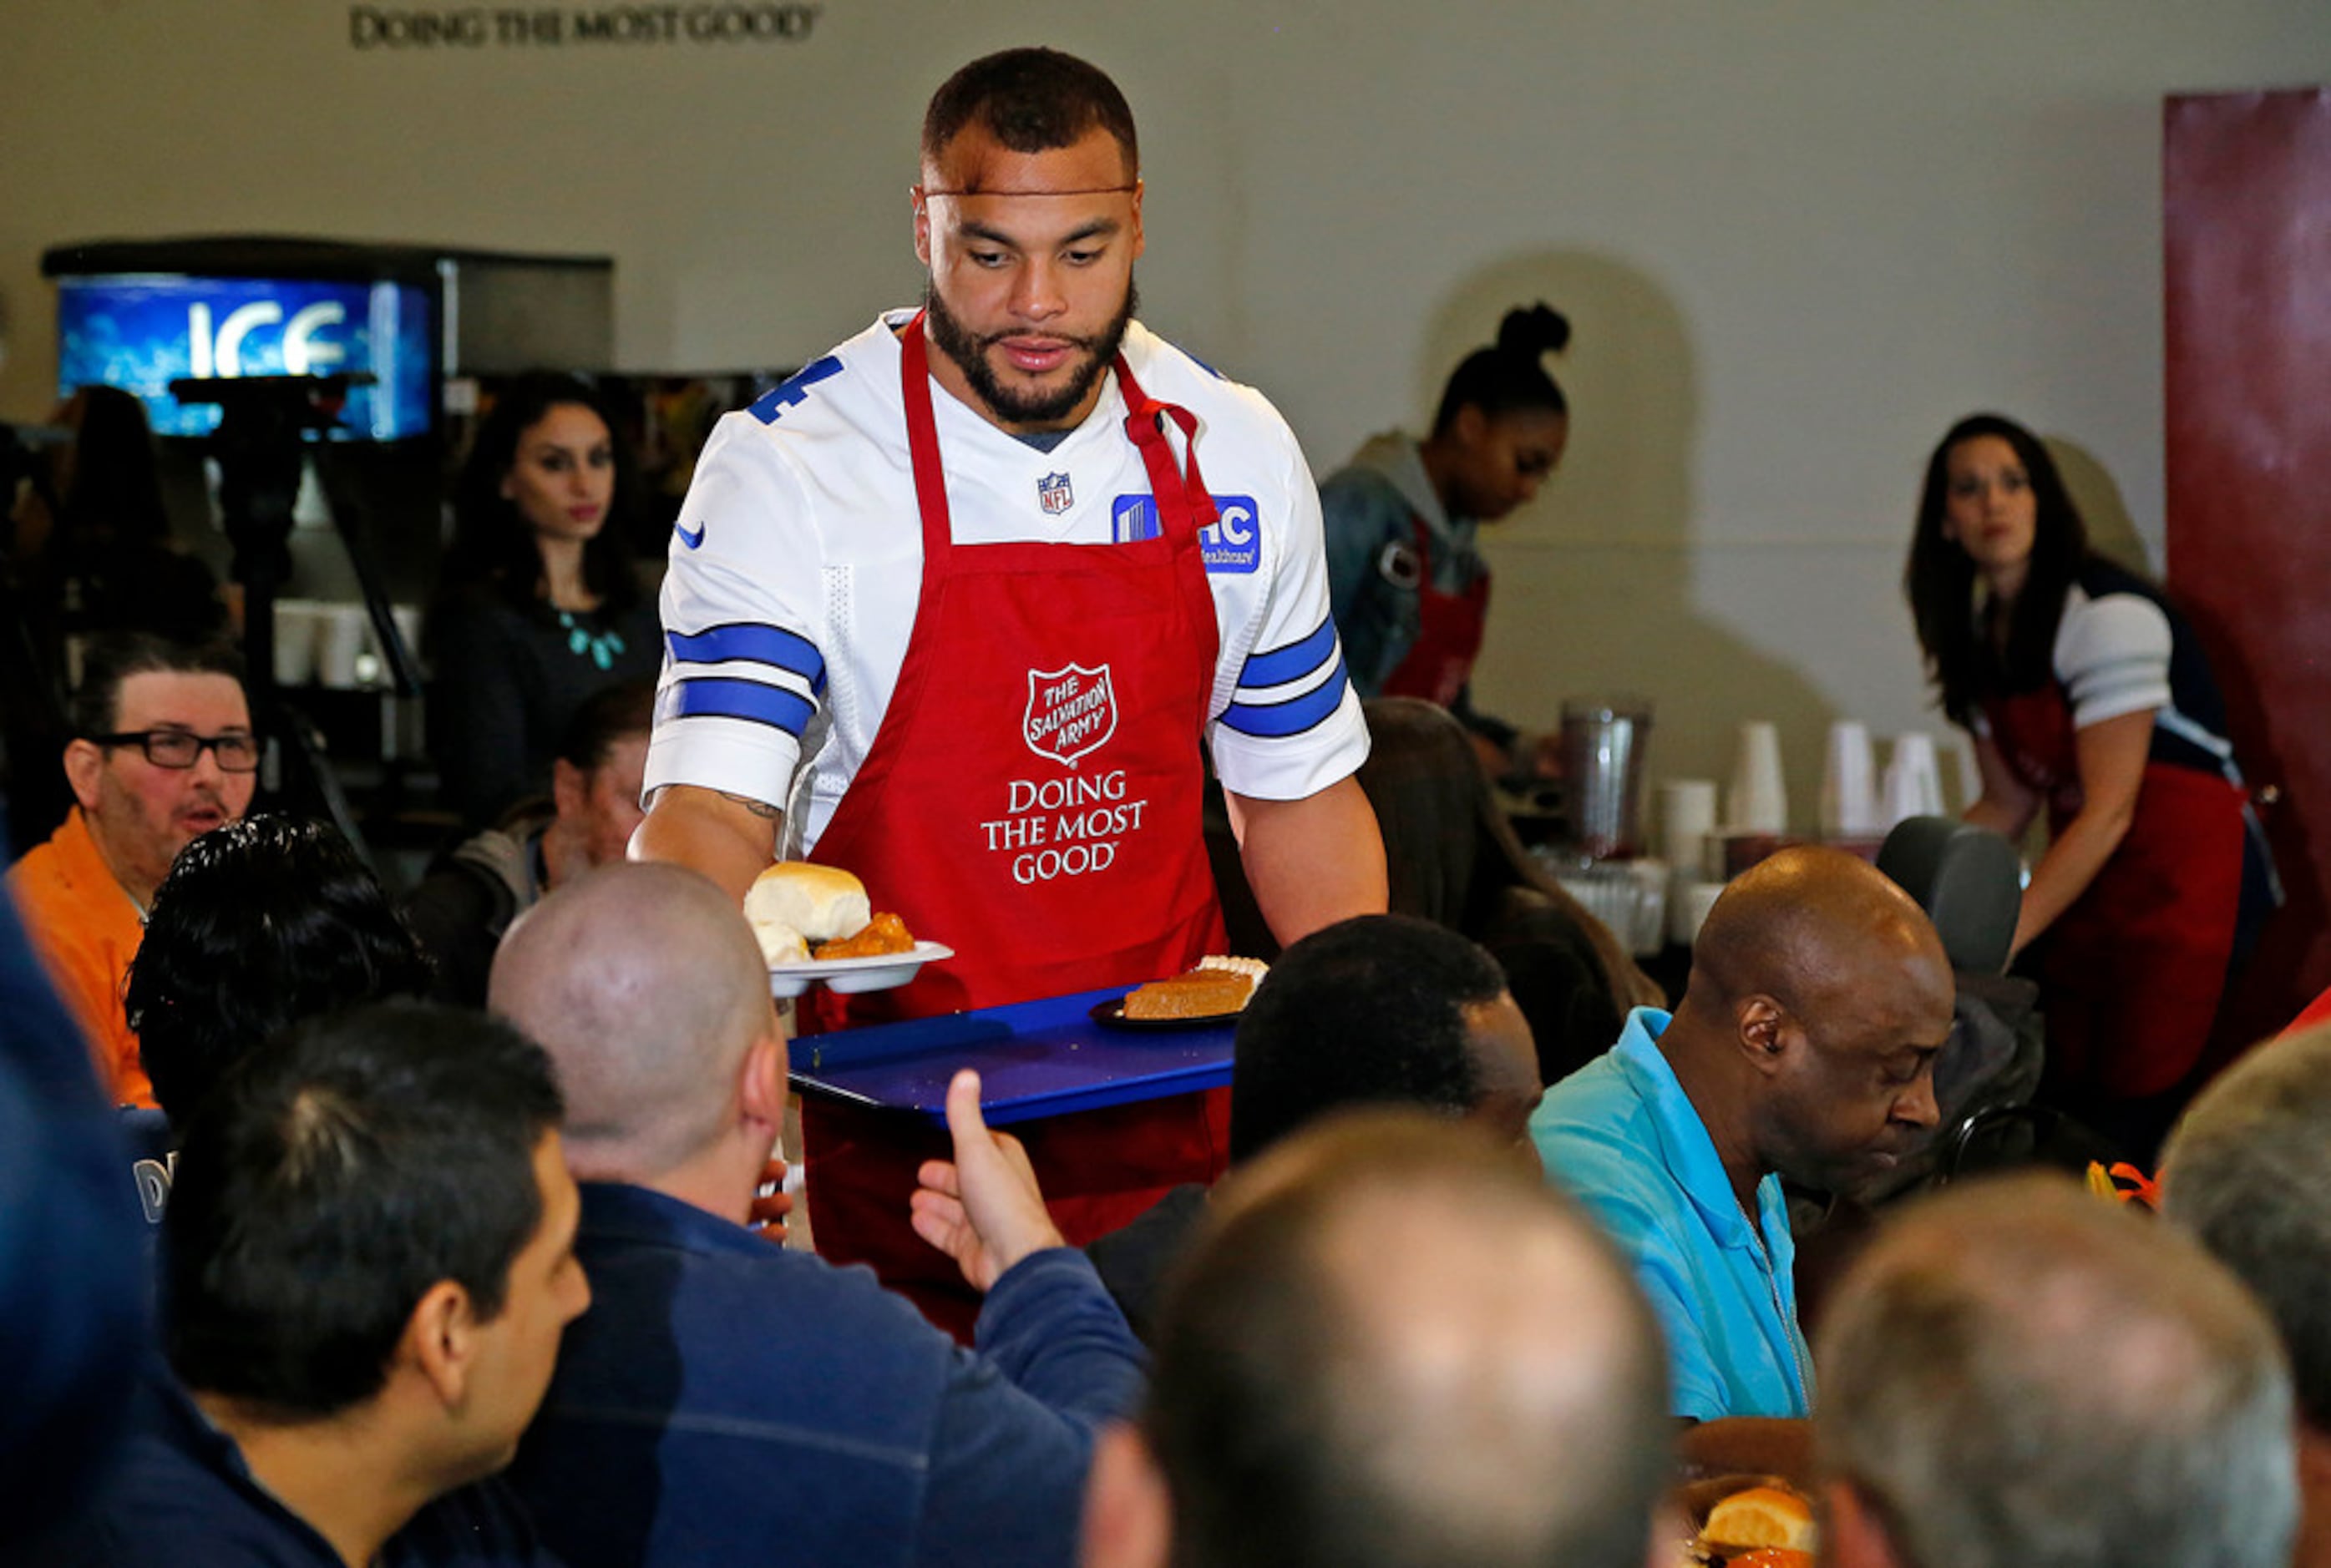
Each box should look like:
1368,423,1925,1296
676,520,706,550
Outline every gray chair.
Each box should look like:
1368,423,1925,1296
1875,814,2021,975
1865,816,2047,1198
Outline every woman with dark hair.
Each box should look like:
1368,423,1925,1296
1357,697,1663,1085
1320,303,1573,777
1904,412,2275,1155
124,814,434,1132
427,372,661,826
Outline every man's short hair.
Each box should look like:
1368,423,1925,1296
1148,1111,1670,1568
2161,1023,2331,1430
165,1000,563,1420
554,679,653,774
1817,1174,2296,1568
1229,914,1510,1163
68,631,246,739
921,47,1138,177
125,816,436,1127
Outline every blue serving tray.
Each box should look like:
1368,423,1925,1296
788,986,1236,1127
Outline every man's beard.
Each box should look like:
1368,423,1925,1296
923,280,1138,428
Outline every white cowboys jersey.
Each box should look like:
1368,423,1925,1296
646,311,1367,853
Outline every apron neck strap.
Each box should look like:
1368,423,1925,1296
899,312,956,559
1114,356,1219,540
899,310,1218,552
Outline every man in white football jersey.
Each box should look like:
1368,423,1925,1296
635,46,1388,1328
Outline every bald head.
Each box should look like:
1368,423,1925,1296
1690,846,1948,1021
1669,847,1954,1195
1143,1110,1670,1568
489,862,777,1179
1817,1175,2296,1568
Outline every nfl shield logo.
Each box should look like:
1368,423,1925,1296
1024,662,1118,766
1037,471,1074,515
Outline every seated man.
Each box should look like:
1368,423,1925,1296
127,814,436,1133
6,632,256,1105
1531,846,1952,1469
491,862,1146,1568
116,813,435,1227
1088,913,1541,1341
1082,1110,1674,1568
404,680,651,1007
1817,1173,2295,1568
2160,1021,2331,1568
35,1001,590,1565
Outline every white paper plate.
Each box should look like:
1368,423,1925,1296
768,942,954,999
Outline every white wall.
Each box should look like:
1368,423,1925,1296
5,1,2326,820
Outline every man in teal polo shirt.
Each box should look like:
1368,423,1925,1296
1531,846,1953,1475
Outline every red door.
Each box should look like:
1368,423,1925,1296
2164,88,2331,1050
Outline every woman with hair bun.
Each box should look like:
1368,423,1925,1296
1904,412,2277,1157
1320,303,1573,777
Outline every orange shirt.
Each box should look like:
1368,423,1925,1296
5,808,153,1107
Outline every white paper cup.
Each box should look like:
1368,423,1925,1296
1821,721,1881,837
272,599,324,687
1728,721,1788,835
317,604,367,690
1658,779,1720,872
1882,731,1947,827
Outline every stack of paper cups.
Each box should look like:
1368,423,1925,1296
1820,721,1883,837
1881,732,1947,827
1727,721,1788,835
1657,780,1720,878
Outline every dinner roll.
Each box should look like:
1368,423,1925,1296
745,862,872,961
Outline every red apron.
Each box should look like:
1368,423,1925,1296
1379,513,1489,709
1986,685,2247,1099
800,313,1232,1337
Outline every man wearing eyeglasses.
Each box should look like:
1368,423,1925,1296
6,632,256,1106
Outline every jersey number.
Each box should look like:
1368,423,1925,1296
748,356,844,425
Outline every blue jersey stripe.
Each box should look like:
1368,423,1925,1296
1218,658,1351,739
1238,617,1338,690
666,678,817,738
666,623,828,695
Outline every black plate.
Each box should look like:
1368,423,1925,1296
1088,997,1244,1031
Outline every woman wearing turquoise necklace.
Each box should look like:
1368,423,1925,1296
428,372,661,827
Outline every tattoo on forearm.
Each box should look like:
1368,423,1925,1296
718,791,783,822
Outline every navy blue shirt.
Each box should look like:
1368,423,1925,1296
506,1181,1147,1568
27,1368,558,1565
0,860,147,1549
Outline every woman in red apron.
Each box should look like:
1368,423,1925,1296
1905,413,2278,1161
798,314,1235,1338
1318,304,1574,778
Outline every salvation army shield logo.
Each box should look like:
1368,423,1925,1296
1024,662,1118,766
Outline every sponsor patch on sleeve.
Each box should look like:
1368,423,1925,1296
1110,493,1262,574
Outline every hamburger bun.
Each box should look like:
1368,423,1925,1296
1701,1486,1815,1554
746,862,872,962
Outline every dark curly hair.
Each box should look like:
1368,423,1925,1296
444,372,641,618
124,815,435,1129
1903,412,2092,727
